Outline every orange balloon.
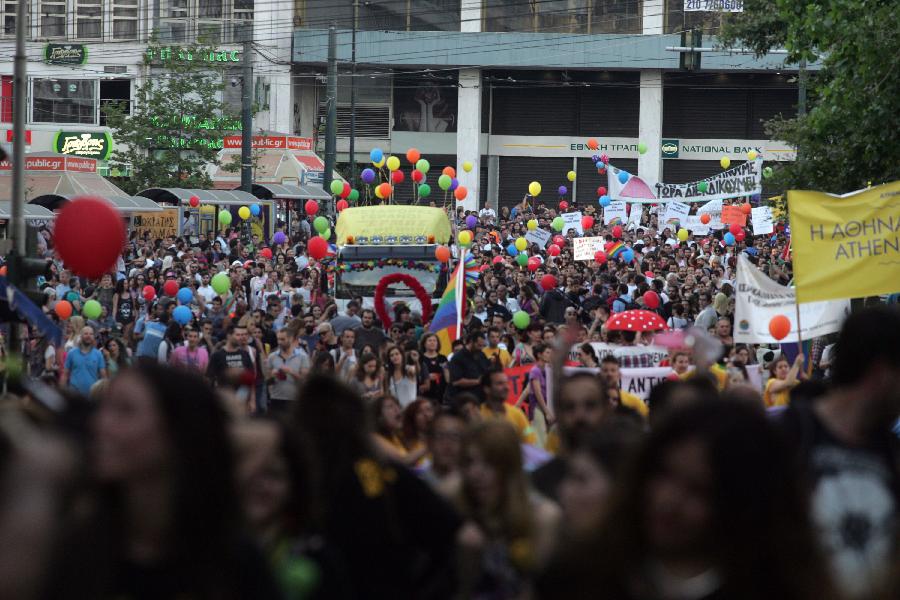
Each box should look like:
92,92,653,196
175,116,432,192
406,148,421,164
700,213,711,224
768,315,791,341
741,203,752,215
378,182,393,198
0,265,6,276
55,300,73,320
434,245,451,263
454,186,468,200
442,166,456,178
587,138,599,150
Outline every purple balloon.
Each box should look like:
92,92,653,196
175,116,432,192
361,168,376,184
558,185,568,196
591,154,600,162
450,177,459,191
273,231,286,245
465,215,478,229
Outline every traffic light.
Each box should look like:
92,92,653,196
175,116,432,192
680,29,702,72
5,251,52,307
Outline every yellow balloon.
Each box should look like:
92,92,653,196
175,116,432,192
458,230,472,246
462,160,473,173
527,219,538,231
515,237,527,251
374,185,384,199
677,228,689,241
386,156,400,171
720,156,731,169
528,181,542,197
374,157,385,168
747,150,758,161
567,170,576,182
238,206,250,220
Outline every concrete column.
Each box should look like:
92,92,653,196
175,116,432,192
642,0,664,35
455,1,482,212
638,70,663,182
253,0,292,133
460,0,481,33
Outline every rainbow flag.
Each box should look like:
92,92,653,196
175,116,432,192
431,260,466,355
607,241,625,258
608,217,623,226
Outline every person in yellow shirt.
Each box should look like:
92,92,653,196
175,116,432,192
599,355,648,418
482,327,512,368
764,353,805,408
479,368,537,445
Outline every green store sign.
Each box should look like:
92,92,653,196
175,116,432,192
44,43,88,65
146,46,241,63
661,138,680,159
53,131,113,159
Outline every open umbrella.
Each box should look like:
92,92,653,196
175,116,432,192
606,309,668,332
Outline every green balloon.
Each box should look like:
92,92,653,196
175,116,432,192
638,142,648,154
698,181,708,193
438,174,452,191
348,189,360,202
418,183,432,198
512,310,531,330
551,216,564,231
516,253,529,267
763,166,774,179
211,272,230,295
83,299,101,320
314,216,329,234
321,228,331,240
329,179,343,195
218,209,232,226
415,159,430,173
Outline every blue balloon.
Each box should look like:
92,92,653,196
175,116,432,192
595,161,604,169
360,168,376,184
369,148,383,163
621,249,634,263
172,305,192,325
618,171,630,184
599,195,611,207
507,244,518,256
176,287,193,305
250,203,261,217
724,232,736,246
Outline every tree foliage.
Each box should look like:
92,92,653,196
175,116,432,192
104,42,241,195
720,0,899,193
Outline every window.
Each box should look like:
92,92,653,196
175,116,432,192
112,0,138,39
161,0,252,43
76,0,103,38
32,78,97,124
100,78,131,125
40,0,66,38
2,0,16,36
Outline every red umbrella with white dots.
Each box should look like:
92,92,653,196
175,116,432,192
605,309,669,332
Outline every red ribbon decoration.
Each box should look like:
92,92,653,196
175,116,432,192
373,273,432,330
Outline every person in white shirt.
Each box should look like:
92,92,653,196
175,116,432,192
479,204,496,224
197,272,217,306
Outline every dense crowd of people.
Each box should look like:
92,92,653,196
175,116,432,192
0,196,897,599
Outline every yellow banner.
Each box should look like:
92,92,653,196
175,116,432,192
335,205,451,247
788,181,900,303
132,207,180,240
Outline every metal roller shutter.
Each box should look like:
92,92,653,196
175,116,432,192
749,89,797,138
577,87,640,136
663,87,749,138
491,87,578,136
497,156,572,211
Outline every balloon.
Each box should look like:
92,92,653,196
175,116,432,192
768,315,791,341
304,200,319,216
567,170,576,182
621,248,634,263
391,170,405,184
462,160,473,173
172,305,192,326
551,217,564,232
553,235,566,247
645,271,654,279
454,186,468,201
559,201,569,211
438,174,452,191
558,186,568,196
735,230,746,242
528,181,542,197
336,200,349,212
700,213,711,224
527,257,540,272
53,197,126,279
612,225,623,239
600,153,609,164
515,237,527,251
373,158,385,168
238,206,251,220
369,148,383,163
442,166,456,178
163,279,179,297
307,237,328,261
314,216,329,234
211,272,230,295
720,156,731,169
273,231,287,245
449,177,459,191
516,253,529,267
547,244,561,257
55,300,73,320
411,170,424,183
527,219,538,231
386,156,400,171
177,287,193,304
328,180,342,196
724,232,736,246
348,189,360,202
259,248,273,260
142,285,156,301
618,171,629,184
492,255,504,264
599,195,611,207
360,168,376,184
643,291,660,309
598,168,606,175
587,138,598,150
728,223,742,235
435,246,451,262
250,203,261,217
540,274,557,291
377,183,393,198
741,203,752,214
507,243,519,256
698,181,708,193
341,182,351,198
458,230,472,246
747,150,758,161
418,183,432,198
513,311,531,330
83,299,102,320
416,159,430,173
677,229,689,242
594,251,607,264
466,215,478,229
582,216,594,230
597,186,607,196
637,142,648,154
763,166,774,179
189,195,200,207
406,148,420,164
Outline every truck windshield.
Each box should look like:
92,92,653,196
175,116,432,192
335,265,441,298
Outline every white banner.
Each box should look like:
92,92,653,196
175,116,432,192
603,201,628,226
525,227,552,248
607,158,763,204
684,0,744,12
573,236,605,261
568,343,669,367
684,215,710,236
662,201,691,230
558,366,672,402
751,206,774,235
561,211,584,236
734,254,850,344
697,198,724,229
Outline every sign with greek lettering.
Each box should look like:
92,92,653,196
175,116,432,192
684,0,744,11
607,158,763,204
53,131,112,159
132,207,180,240
662,201,691,230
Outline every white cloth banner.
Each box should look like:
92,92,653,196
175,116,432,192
734,254,850,343
603,201,628,226
607,159,763,204
558,366,672,403
751,206,774,235
525,227,552,248
573,236,605,261
662,201,691,230
561,211,584,236
568,343,669,367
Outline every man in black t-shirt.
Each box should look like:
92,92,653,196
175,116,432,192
447,332,490,401
207,324,255,406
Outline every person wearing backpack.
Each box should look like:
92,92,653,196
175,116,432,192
612,284,636,313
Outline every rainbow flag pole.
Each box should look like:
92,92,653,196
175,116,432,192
432,258,466,355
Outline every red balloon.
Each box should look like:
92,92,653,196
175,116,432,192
559,201,569,210
729,223,742,235
54,300,73,320
454,186,468,200
598,168,606,175
406,148,421,164
735,230,746,242
442,166,456,178
581,215,594,230
527,257,540,272
741,203,752,215
189,195,200,208
547,244,561,256
552,235,566,247
391,170,405,184
336,199,349,212
341,182,351,198
540,274,557,291
377,182,393,198
612,225,623,239
596,186,607,196
163,279,178,297
54,197,125,279
412,170,424,183
642,290,660,310
259,248,273,260
645,271,654,278
142,285,156,301
594,251,607,264
700,213,711,224
492,255,504,264
304,200,319,216
479,264,490,272
308,236,328,261
768,315,791,341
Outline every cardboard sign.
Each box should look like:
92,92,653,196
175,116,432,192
561,211,584,236
525,227,552,248
661,201,691,230
721,205,748,226
684,215,710,236
751,206,774,235
132,207,180,240
603,201,628,226
573,236,605,261
503,365,534,406
627,205,644,230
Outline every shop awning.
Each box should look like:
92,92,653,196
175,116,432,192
29,194,162,213
137,187,260,206
252,182,331,201
0,201,56,220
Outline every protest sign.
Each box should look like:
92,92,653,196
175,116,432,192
503,365,533,406
133,207,179,240
567,343,669,367
751,206,774,235
721,205,748,226
525,227,552,248
603,201,628,226
697,198,724,229
561,211,584,236
661,201,691,230
789,181,900,302
573,236,605,261
734,254,850,343
607,158,763,204
684,215,710,236
627,205,644,230
620,367,672,401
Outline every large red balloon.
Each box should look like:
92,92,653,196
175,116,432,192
768,315,791,340
559,201,569,210
735,230,746,242
406,148,421,164
442,166,456,178
547,244,561,257
596,186,607,196
391,170,405,184
142,285,156,301
581,215,594,230
594,251,607,264
552,235,566,247
54,300,73,320
305,200,319,216
336,199,349,212
54,197,125,279
700,213,711,224
189,195,200,207
729,223,742,235
492,255,504,264
341,182,351,198
527,257,541,272
540,274,557,291
454,186,468,200
308,236,328,261
412,170,424,183
163,279,179,297
259,248,273,259
612,225,623,239
642,290,660,310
